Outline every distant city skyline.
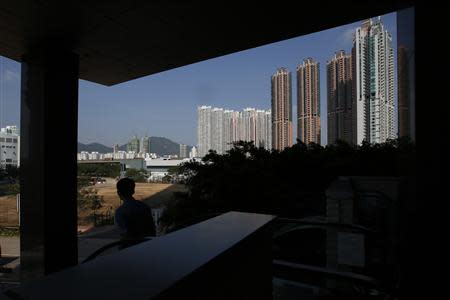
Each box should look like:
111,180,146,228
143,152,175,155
0,12,397,147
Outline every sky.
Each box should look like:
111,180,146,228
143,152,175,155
0,12,396,147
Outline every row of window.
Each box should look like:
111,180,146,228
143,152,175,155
0,159,14,163
0,138,18,143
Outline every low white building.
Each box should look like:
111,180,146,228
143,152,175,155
0,126,20,168
88,152,100,160
103,153,114,159
77,151,89,160
114,151,127,160
145,158,185,181
126,151,136,159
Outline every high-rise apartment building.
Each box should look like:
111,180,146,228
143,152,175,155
256,109,272,149
141,136,150,154
127,135,140,153
189,146,198,158
271,68,293,150
297,58,321,145
197,106,212,157
327,51,353,145
197,106,271,156
223,110,240,152
211,108,224,155
179,144,188,159
352,17,395,144
239,108,272,149
113,144,119,153
241,108,257,143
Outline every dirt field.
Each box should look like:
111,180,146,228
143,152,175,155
0,179,187,227
92,179,186,211
79,180,186,225
0,195,19,226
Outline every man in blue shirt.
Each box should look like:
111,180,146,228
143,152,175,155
115,177,155,243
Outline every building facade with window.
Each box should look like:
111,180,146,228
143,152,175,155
327,51,353,145
0,125,20,168
353,17,396,144
297,58,321,145
127,135,140,153
198,106,271,156
179,144,188,159
271,68,293,150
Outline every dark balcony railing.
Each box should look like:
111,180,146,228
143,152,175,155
4,212,275,300
271,217,398,299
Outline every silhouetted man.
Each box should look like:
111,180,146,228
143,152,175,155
115,177,155,245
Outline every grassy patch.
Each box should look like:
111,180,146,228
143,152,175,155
0,227,19,237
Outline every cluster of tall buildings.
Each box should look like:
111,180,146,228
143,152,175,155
126,135,150,154
197,106,272,157
269,57,324,151
195,18,398,157
270,17,395,151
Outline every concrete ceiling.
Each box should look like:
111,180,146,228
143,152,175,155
0,0,414,86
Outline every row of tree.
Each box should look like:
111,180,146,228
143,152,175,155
160,138,415,230
77,162,121,178
77,176,105,225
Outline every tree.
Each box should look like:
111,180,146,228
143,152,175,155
125,168,147,183
78,187,105,216
162,175,172,183
77,162,120,178
167,166,180,175
160,138,415,230
4,165,19,179
0,166,20,195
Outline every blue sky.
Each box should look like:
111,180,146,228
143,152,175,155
0,12,396,147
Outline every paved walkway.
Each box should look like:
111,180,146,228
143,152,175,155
0,225,123,257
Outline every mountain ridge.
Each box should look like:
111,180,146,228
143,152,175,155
78,137,192,156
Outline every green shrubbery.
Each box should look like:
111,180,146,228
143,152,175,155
0,226,19,237
160,137,415,230
125,168,148,183
0,166,20,196
77,163,120,178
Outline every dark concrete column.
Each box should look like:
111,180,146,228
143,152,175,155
20,47,79,280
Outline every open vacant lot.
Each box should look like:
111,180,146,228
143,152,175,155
0,195,19,226
1,180,186,227
93,180,186,211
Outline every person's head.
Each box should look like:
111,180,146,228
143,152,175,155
116,177,135,200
